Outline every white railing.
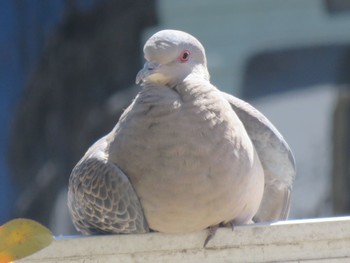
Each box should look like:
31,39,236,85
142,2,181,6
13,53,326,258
18,217,350,263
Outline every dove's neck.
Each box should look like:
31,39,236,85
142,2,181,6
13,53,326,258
192,64,210,81
166,64,210,90
172,74,216,102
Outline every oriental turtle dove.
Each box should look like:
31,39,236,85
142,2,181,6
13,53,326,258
68,29,296,243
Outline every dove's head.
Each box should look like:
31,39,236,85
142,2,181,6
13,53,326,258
136,29,210,87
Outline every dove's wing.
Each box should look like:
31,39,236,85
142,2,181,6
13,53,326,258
68,137,149,234
222,92,296,222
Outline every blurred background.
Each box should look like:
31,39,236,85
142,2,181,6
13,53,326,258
1,0,350,235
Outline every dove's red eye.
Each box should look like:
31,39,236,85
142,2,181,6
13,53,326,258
178,50,190,63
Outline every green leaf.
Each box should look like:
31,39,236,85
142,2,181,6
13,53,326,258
0,218,53,263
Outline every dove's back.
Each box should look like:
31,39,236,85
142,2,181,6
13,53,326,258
107,77,264,233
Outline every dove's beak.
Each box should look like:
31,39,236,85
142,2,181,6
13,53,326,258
136,61,160,84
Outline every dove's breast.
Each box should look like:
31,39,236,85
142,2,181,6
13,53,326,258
108,82,264,233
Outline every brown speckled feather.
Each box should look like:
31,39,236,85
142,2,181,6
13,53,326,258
68,138,149,234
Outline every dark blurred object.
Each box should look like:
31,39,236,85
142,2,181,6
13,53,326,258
8,0,157,231
333,50,350,215
325,0,350,14
242,45,350,100
333,88,350,214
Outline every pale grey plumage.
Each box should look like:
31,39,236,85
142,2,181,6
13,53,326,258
68,29,296,237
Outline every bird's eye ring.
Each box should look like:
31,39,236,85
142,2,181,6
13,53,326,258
179,50,190,63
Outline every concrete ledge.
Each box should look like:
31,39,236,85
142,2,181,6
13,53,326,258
18,217,350,262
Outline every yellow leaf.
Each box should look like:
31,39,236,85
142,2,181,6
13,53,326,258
0,218,53,263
